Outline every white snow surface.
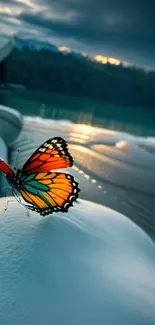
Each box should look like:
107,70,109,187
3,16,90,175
24,116,155,150
0,198,154,325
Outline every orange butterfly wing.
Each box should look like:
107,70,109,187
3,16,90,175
22,137,73,174
20,172,80,216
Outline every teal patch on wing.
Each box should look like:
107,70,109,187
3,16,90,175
19,172,36,182
39,191,54,207
24,180,49,191
23,184,39,195
24,174,36,182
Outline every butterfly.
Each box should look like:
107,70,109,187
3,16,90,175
0,137,80,216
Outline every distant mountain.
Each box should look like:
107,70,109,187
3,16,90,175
13,34,59,53
13,34,86,60
12,33,121,66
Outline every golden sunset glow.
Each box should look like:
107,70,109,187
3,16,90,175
72,164,102,191
58,46,71,53
74,124,92,135
70,132,89,140
91,179,97,183
93,55,108,64
84,174,90,179
108,57,120,65
93,55,121,66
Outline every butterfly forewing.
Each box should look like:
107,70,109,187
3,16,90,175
21,137,73,174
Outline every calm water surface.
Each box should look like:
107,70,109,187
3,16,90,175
3,89,155,137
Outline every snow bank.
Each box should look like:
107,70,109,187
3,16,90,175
0,105,22,144
0,198,154,325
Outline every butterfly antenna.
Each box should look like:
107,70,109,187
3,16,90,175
14,149,20,171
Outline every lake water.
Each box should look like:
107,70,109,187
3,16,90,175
3,89,155,137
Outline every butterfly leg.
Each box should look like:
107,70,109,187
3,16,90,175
4,189,23,212
5,199,16,211
23,204,30,217
4,188,16,212
12,190,30,216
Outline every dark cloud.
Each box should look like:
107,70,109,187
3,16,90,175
1,0,155,67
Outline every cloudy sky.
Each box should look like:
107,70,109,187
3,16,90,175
0,0,154,68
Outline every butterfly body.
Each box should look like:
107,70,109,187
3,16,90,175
6,169,21,190
0,137,80,216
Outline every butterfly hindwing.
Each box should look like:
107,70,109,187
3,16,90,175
21,137,73,174
19,171,80,216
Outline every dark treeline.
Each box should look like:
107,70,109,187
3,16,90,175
3,48,155,110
